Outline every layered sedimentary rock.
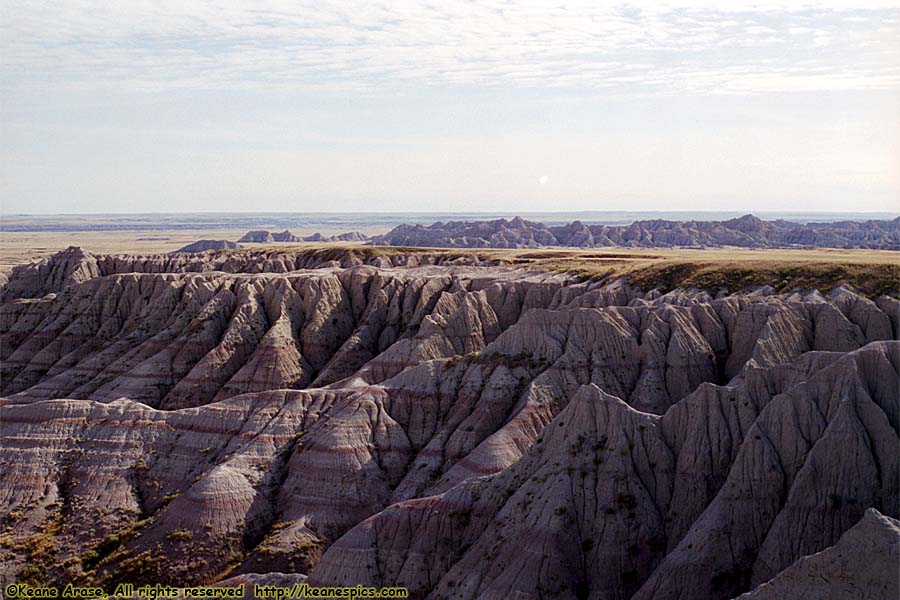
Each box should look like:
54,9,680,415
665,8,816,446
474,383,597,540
0,246,496,302
303,231,369,243
369,214,900,249
237,230,369,244
173,240,240,253
238,230,276,243
1,247,898,598
274,231,303,243
734,508,899,600
0,246,100,302
309,343,898,599
4,251,894,412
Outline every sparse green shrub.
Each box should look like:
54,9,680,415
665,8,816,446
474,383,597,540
165,528,193,542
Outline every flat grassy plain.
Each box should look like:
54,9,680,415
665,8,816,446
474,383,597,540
0,227,385,272
317,245,900,296
0,229,246,271
1,230,897,297
536,247,900,297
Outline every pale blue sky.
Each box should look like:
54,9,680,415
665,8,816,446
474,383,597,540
1,1,898,214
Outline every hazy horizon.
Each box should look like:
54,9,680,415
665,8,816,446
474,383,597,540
4,210,898,236
3,1,899,214
3,209,899,217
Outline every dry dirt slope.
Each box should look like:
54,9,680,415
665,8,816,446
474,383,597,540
0,246,898,599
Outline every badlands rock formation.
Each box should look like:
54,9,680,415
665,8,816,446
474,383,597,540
369,214,900,250
0,246,495,303
238,230,369,244
238,230,285,243
305,231,369,243
173,240,240,253
734,508,899,600
0,246,897,599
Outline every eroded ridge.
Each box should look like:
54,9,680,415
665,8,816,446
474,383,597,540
0,247,898,598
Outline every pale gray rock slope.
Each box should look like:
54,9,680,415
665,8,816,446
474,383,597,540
733,508,899,600
236,230,370,244
238,230,277,243
301,231,369,242
173,240,239,253
239,230,303,243
0,247,897,597
0,246,100,301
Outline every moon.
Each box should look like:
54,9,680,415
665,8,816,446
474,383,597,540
539,175,549,185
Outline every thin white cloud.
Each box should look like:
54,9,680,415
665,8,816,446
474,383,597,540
1,1,899,96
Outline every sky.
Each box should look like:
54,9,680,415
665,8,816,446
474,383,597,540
1,1,899,215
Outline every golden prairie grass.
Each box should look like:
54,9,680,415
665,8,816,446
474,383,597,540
197,243,900,296
263,244,898,296
333,245,899,296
